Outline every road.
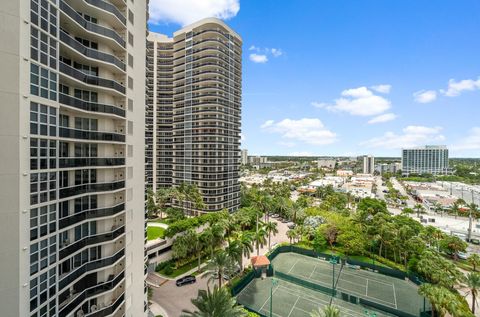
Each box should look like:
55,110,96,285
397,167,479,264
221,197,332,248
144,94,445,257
150,218,290,317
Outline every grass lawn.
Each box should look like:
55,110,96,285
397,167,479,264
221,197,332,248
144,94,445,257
147,226,165,240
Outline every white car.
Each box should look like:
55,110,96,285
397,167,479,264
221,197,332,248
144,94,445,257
457,252,469,260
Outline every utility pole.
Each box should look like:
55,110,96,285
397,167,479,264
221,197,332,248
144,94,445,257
468,190,474,242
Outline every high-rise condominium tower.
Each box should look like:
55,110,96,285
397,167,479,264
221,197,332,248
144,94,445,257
146,18,242,213
362,155,375,174
402,145,449,176
0,0,148,316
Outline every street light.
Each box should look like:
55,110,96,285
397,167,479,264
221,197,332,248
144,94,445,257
328,256,338,305
269,277,278,317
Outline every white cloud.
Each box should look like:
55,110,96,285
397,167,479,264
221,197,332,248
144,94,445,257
261,118,337,145
367,113,397,124
315,86,391,116
371,84,391,94
311,102,327,109
441,77,480,97
413,90,437,103
270,48,283,57
149,0,240,26
360,125,445,149
452,127,480,150
278,141,296,147
289,151,314,156
249,53,268,63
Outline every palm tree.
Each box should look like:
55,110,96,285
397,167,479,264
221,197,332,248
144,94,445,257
181,286,247,317
468,254,480,272
201,228,215,259
206,251,234,288
253,227,267,256
465,272,480,314
310,305,341,317
287,229,296,245
418,284,452,317
175,182,206,216
146,187,175,219
191,231,205,272
265,221,278,250
237,232,254,271
225,240,242,270
414,203,425,218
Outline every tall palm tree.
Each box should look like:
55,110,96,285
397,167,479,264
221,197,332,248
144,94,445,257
253,227,267,256
418,284,452,317
238,232,254,271
175,182,205,216
206,251,234,288
310,305,341,317
225,240,242,270
201,228,215,259
191,231,205,272
414,203,425,218
468,254,480,272
265,221,279,250
146,187,175,219
181,286,247,317
465,272,480,314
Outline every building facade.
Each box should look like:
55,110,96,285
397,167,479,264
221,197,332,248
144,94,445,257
146,18,242,213
241,149,248,165
362,155,375,174
0,0,148,316
402,146,449,176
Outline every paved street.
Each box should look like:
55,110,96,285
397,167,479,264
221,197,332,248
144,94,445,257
150,218,290,317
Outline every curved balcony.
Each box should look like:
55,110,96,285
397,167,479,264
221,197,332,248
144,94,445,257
59,203,125,229
59,127,125,143
59,157,126,169
59,225,125,259
83,0,126,26
60,31,125,72
59,62,125,95
60,0,125,48
59,180,125,199
59,249,125,290
59,270,125,317
59,93,125,117
85,293,125,317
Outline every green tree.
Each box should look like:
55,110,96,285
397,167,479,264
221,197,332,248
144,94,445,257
225,240,242,271
287,229,296,245
468,253,480,272
206,251,234,288
416,250,464,288
175,183,206,216
265,221,279,250
253,227,267,255
439,235,467,260
237,232,254,271
418,284,454,317
310,305,341,317
414,203,425,218
146,187,175,219
181,286,247,317
465,272,480,314
401,207,414,217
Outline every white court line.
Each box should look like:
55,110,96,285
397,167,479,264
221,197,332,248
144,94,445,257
287,296,300,317
287,259,300,274
309,264,317,278
392,282,398,309
258,284,281,313
366,279,369,297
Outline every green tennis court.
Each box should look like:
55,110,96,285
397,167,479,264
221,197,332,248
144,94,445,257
237,276,394,317
271,252,425,316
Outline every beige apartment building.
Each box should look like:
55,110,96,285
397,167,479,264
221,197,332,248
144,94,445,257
0,0,148,316
146,18,242,213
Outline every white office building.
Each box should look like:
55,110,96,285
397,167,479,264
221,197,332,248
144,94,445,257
0,0,148,316
241,149,248,165
362,155,375,174
402,146,449,176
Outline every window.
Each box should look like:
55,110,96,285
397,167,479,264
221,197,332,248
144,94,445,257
128,31,133,46
30,26,57,69
128,76,133,89
30,102,56,136
74,36,98,49
128,9,134,24
74,117,98,131
30,204,56,241
128,53,133,67
30,138,56,170
30,63,57,101
30,172,56,205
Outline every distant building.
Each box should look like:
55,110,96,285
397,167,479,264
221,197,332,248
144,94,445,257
362,155,375,174
402,146,449,176
317,159,336,169
248,156,268,165
241,149,248,165
375,162,401,175
337,170,354,177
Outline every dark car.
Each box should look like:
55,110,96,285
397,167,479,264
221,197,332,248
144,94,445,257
176,275,196,287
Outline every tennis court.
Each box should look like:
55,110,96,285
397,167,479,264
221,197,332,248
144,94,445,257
271,252,425,316
237,276,394,317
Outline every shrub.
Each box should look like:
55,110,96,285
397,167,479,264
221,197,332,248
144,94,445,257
163,263,174,275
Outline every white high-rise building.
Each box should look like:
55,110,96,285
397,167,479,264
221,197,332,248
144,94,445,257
241,149,248,165
0,0,148,316
402,145,449,176
146,18,242,213
362,155,375,174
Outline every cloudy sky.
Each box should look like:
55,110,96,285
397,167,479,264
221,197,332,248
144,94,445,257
148,0,480,157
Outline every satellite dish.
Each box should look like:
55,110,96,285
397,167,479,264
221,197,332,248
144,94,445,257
90,305,97,312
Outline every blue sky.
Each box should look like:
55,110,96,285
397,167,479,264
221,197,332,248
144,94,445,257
148,0,480,157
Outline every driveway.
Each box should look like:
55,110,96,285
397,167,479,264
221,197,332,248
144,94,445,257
150,218,290,317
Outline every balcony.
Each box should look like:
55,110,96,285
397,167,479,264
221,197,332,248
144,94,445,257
59,127,125,143
85,293,125,317
59,180,125,199
60,31,125,72
59,225,125,259
83,0,126,26
59,249,125,289
59,93,125,117
59,62,125,95
60,0,125,48
59,203,125,229
59,270,125,317
59,157,125,169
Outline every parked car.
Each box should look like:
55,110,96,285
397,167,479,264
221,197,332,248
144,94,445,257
281,219,289,223
288,223,296,229
457,252,469,260
176,275,196,286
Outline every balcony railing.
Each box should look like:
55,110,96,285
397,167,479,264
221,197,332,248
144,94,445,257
59,93,125,117
59,157,125,168
59,62,126,94
60,0,125,48
84,0,126,26
59,127,125,142
59,270,125,317
59,203,125,229
60,31,125,71
59,225,125,259
85,293,125,317
59,249,125,289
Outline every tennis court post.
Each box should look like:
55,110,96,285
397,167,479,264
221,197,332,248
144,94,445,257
269,277,278,317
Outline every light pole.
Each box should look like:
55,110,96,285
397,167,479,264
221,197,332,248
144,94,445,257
328,256,338,306
269,278,278,317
